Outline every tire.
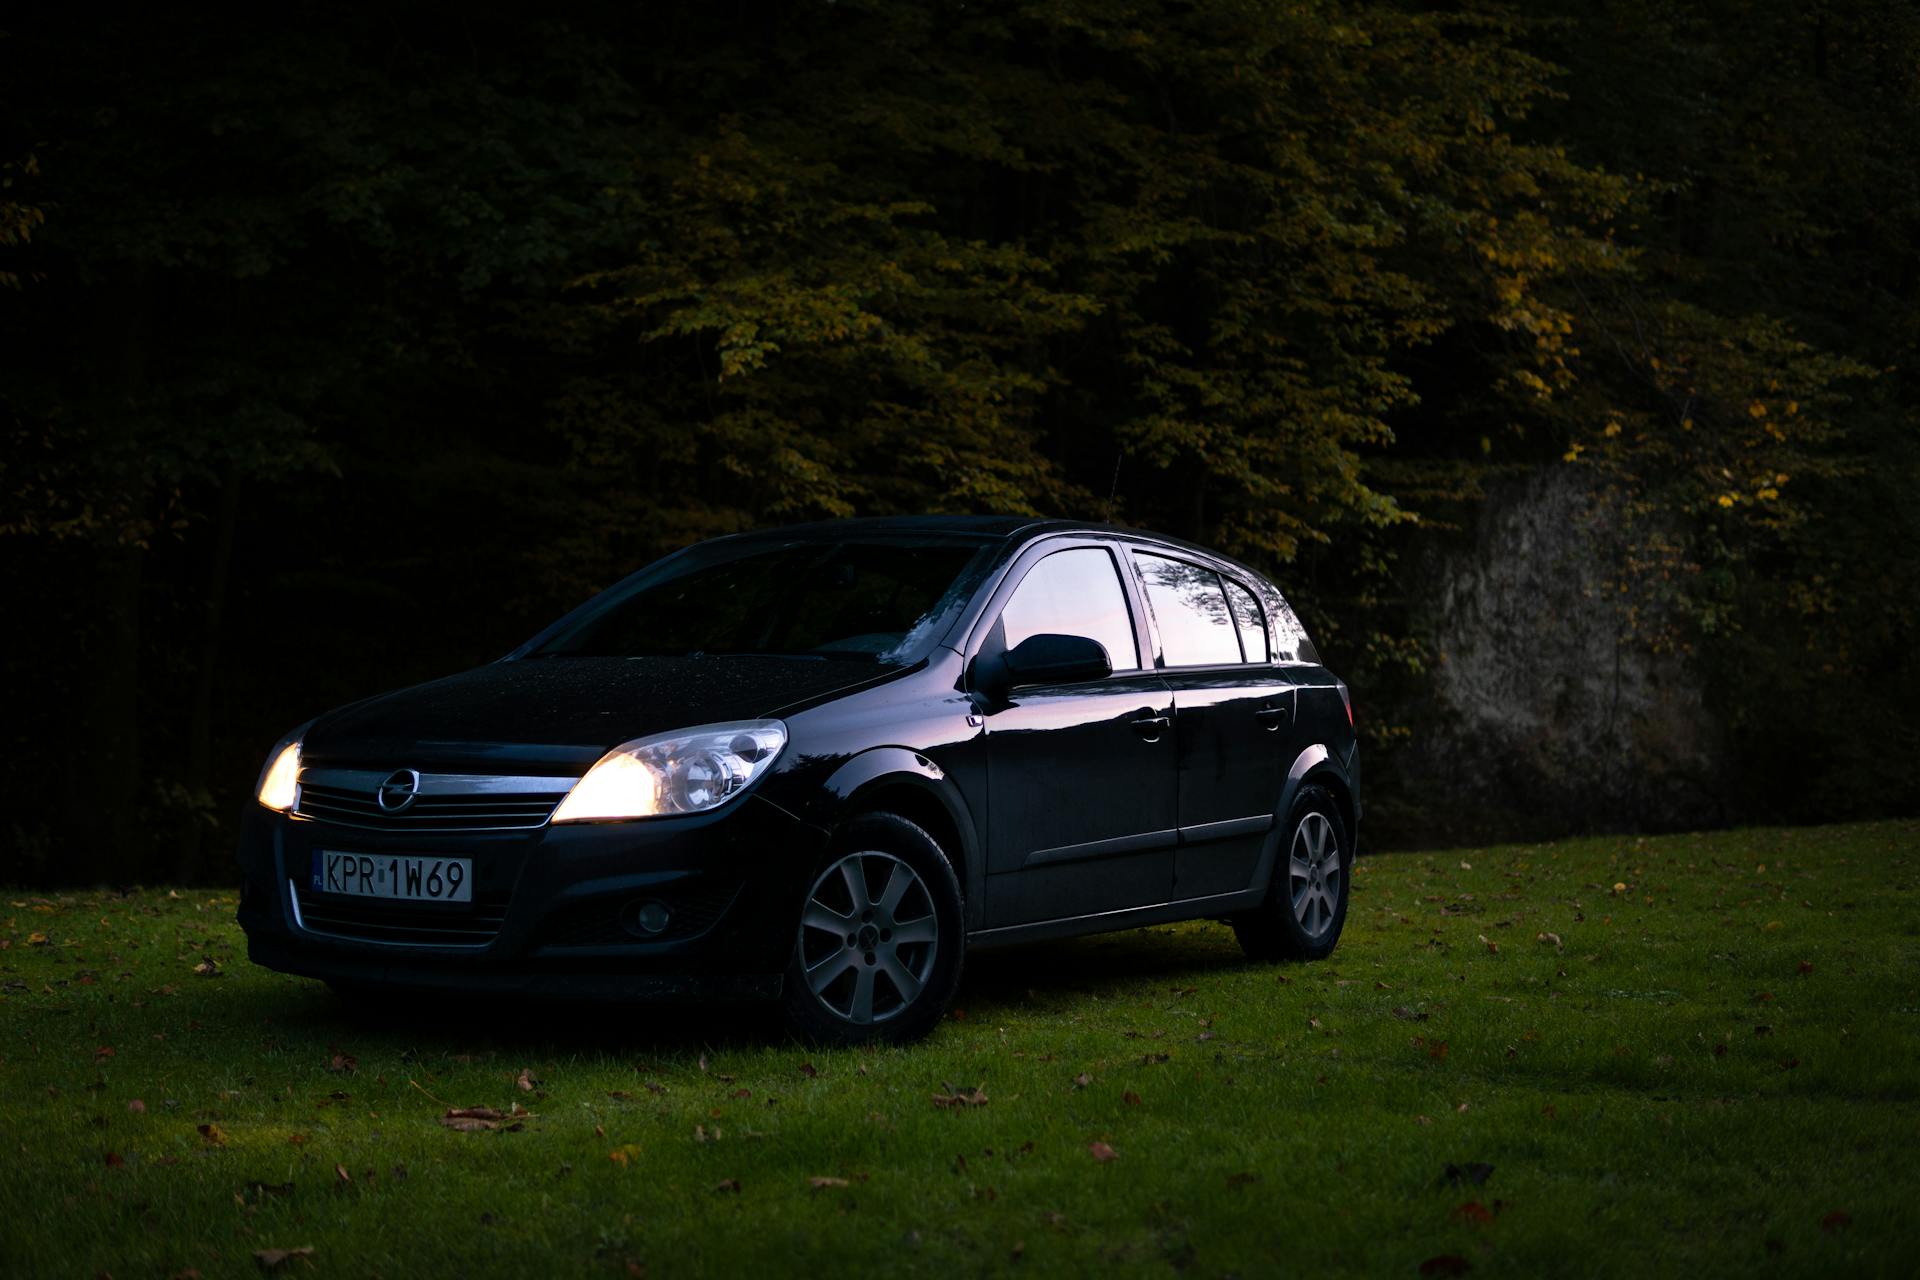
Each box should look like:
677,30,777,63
1232,783,1351,962
778,812,965,1046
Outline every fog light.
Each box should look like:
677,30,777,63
632,901,671,935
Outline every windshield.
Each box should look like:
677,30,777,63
532,536,997,664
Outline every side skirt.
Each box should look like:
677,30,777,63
965,887,1266,951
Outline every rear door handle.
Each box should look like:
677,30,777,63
1256,704,1290,731
1129,712,1170,741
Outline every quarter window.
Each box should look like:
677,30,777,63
999,547,1140,672
1136,553,1242,666
1224,578,1269,663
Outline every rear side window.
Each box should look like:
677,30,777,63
999,547,1140,671
1224,578,1268,663
1136,553,1241,666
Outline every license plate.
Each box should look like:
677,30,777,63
310,851,473,903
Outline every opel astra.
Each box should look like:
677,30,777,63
237,517,1360,1044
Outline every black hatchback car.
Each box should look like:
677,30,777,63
238,517,1360,1044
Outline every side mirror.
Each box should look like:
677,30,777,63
993,633,1112,693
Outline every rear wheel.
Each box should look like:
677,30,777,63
779,812,964,1046
1233,783,1350,962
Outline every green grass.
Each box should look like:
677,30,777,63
3,821,1917,1278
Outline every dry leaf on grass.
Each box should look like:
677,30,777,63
440,1106,506,1132
197,1123,228,1146
809,1176,850,1189
1087,1141,1118,1163
932,1083,988,1109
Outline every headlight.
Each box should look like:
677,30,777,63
551,720,788,823
254,726,308,812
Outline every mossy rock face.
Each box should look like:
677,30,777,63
1400,469,1727,844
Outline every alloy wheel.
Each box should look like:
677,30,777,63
797,851,940,1025
1287,811,1342,939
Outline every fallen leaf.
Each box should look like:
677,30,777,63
608,1144,642,1166
693,1124,718,1143
799,1062,819,1079
515,1069,537,1092
1453,1201,1494,1225
104,1151,125,1168
326,1049,357,1074
127,1099,145,1114
1798,960,1814,975
1308,1017,1322,1030
334,1163,351,1185
1536,931,1562,949
198,1123,228,1146
27,932,48,946
252,1246,315,1271
440,1107,505,1132
932,1083,989,1109
1428,1040,1450,1062
194,958,222,977
808,1176,849,1189
713,1178,741,1193
1072,1072,1093,1089
1420,1255,1472,1277
1087,1141,1118,1163
1122,1090,1142,1106
1821,1210,1852,1232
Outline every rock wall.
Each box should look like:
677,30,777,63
1386,468,1727,846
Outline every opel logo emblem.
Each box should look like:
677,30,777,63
377,768,421,812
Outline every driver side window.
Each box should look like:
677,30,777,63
999,547,1140,672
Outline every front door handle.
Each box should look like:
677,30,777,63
1128,712,1170,741
1256,704,1290,731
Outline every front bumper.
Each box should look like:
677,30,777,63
235,793,828,1002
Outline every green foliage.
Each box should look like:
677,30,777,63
2,2,1916,879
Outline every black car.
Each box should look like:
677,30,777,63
237,517,1360,1044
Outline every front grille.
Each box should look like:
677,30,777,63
535,881,740,949
292,767,575,833
292,883,511,947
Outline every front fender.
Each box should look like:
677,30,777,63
801,746,987,928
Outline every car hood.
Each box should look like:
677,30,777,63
304,655,892,772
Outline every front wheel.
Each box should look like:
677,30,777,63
778,812,965,1046
1232,784,1351,962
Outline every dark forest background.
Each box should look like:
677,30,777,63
3,2,1916,887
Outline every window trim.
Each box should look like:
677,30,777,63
962,536,1153,687
1126,545,1273,672
1221,574,1270,665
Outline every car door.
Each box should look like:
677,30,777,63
974,541,1177,928
1130,550,1299,900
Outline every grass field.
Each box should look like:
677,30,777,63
2,820,1917,1278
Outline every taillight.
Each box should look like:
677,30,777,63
1337,680,1352,727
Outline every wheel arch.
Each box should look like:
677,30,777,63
815,747,983,927
1248,744,1361,893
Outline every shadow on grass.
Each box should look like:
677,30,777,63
246,924,1259,1058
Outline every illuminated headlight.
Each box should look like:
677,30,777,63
254,726,309,812
551,720,788,823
